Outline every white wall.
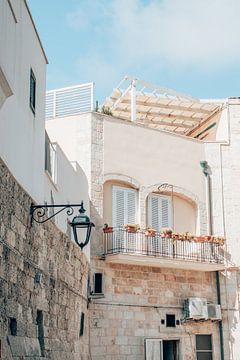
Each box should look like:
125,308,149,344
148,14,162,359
0,0,47,203
44,142,90,260
104,117,206,200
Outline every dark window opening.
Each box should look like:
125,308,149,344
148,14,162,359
176,320,180,325
36,310,45,356
30,69,36,113
196,335,212,360
94,273,103,294
166,314,176,327
163,340,179,360
79,312,85,337
161,319,165,325
9,318,17,336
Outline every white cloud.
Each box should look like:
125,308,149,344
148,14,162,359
111,0,240,67
67,0,240,67
66,0,240,97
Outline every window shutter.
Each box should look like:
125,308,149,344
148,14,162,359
160,197,171,228
112,187,125,227
148,194,172,230
112,186,137,227
127,190,136,224
145,339,163,360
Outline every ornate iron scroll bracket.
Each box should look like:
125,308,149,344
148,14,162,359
30,203,82,226
158,183,173,193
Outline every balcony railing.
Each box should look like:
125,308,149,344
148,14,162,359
104,228,224,266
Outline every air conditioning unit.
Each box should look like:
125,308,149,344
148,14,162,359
207,304,222,320
183,298,208,320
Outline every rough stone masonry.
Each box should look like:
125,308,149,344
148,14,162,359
0,157,90,360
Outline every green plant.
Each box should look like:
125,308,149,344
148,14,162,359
101,106,113,116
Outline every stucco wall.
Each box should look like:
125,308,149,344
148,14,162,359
0,0,47,203
0,156,90,360
44,142,90,260
103,117,206,202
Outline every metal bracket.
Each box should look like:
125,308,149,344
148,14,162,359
30,203,82,226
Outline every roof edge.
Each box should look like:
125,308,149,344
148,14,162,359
24,0,48,64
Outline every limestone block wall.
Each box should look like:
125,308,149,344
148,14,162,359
0,157,90,360
89,259,221,360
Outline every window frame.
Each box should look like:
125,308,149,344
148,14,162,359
29,68,36,114
195,334,213,359
93,272,104,294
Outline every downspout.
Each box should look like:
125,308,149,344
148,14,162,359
200,161,224,360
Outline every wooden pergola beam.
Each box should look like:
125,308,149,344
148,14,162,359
114,107,203,123
109,96,217,116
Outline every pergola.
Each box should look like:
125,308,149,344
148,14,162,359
103,76,223,137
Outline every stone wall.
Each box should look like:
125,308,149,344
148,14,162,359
0,157,90,360
89,259,221,360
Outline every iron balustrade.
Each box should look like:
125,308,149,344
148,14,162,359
104,228,224,264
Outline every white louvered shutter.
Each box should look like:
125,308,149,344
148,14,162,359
145,339,163,360
127,190,136,224
112,186,137,227
148,194,172,230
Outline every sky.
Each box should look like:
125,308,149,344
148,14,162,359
28,0,240,104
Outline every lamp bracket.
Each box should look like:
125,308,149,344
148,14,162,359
30,203,82,226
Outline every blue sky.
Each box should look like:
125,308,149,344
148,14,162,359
28,0,240,103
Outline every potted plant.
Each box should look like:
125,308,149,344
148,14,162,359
214,236,225,246
160,227,173,238
103,224,113,233
123,224,140,233
145,228,157,237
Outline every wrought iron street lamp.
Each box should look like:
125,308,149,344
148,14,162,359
30,201,94,250
69,202,95,250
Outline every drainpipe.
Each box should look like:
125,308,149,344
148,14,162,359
200,161,224,360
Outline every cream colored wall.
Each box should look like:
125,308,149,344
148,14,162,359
103,181,196,233
103,117,206,202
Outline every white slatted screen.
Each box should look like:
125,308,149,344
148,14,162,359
148,194,172,231
46,83,94,119
145,339,163,360
112,186,137,227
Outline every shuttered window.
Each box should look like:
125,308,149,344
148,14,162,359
148,194,172,231
112,186,137,227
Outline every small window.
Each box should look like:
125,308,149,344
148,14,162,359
45,132,57,183
79,312,85,337
9,318,17,336
196,335,212,360
166,314,175,327
93,273,103,294
30,69,36,113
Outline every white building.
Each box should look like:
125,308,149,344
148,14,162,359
0,0,90,258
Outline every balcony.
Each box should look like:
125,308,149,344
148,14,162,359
104,228,225,271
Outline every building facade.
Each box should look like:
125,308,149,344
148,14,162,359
46,85,240,359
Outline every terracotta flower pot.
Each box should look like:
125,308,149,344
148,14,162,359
103,227,113,234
